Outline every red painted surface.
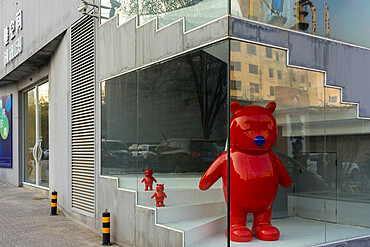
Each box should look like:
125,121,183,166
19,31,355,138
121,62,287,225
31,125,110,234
151,184,167,207
199,102,291,242
141,169,157,191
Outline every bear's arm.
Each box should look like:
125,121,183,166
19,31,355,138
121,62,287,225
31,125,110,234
153,177,157,183
141,178,145,183
199,152,226,190
273,153,292,188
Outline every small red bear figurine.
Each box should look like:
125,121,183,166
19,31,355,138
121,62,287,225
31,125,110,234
151,184,167,207
141,169,157,191
199,102,291,242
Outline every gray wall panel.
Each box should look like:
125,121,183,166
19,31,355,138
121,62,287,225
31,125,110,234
98,16,228,81
96,177,136,246
49,30,71,212
0,0,83,80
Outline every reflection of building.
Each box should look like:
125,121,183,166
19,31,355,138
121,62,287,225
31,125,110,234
2,0,370,247
230,41,328,108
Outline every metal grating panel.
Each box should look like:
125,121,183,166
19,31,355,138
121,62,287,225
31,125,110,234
71,16,95,215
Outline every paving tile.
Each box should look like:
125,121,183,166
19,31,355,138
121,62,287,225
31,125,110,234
0,184,119,247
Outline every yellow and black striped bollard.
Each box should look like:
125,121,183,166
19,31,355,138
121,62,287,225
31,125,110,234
102,209,111,245
51,190,57,215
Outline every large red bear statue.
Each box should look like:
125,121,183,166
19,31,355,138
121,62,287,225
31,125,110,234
199,101,291,242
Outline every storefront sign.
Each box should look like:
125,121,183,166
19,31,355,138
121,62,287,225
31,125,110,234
3,10,23,66
0,95,12,168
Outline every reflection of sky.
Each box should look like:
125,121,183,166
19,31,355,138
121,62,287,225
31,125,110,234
326,0,370,47
99,0,370,47
262,0,369,48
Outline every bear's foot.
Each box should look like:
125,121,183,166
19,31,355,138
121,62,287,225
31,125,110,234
252,224,280,241
226,226,253,242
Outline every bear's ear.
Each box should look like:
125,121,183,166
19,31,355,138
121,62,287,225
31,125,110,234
266,102,276,113
150,169,152,172
230,101,243,115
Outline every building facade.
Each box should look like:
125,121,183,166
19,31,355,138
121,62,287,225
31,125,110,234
1,0,370,246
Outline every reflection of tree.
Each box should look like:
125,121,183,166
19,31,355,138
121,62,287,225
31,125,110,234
115,0,203,17
337,135,365,171
103,47,227,143
140,0,203,15
185,51,227,139
39,96,49,150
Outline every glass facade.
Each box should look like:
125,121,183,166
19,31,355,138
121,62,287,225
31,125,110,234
100,0,228,30
101,42,229,246
101,40,370,246
23,83,49,188
229,40,370,245
232,0,370,48
101,0,370,48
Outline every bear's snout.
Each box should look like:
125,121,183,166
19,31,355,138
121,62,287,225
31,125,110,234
254,136,266,146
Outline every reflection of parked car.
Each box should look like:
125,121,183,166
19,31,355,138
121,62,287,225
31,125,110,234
342,162,361,181
132,144,157,158
102,139,133,168
143,138,220,173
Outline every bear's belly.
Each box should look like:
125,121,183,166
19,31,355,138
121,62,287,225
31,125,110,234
224,177,278,212
222,152,279,212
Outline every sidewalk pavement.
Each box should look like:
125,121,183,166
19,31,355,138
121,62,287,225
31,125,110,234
0,183,116,247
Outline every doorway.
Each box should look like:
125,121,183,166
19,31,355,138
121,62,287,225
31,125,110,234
23,82,49,188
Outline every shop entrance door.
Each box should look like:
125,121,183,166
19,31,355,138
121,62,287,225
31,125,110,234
23,82,49,188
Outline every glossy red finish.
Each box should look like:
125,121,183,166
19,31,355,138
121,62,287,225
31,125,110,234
199,102,291,242
151,184,167,207
141,169,157,191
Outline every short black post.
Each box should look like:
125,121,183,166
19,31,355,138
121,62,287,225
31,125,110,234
102,209,111,245
50,190,57,215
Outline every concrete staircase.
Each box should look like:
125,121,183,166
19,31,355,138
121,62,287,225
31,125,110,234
119,174,226,246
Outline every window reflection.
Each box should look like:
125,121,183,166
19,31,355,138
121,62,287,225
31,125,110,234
231,40,370,244
100,0,228,31
138,43,228,173
101,42,228,176
232,0,370,48
101,72,138,175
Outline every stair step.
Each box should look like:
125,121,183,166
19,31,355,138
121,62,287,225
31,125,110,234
165,215,226,246
156,201,226,223
138,187,224,207
116,173,223,190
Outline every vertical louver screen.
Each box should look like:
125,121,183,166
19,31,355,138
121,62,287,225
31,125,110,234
71,16,95,215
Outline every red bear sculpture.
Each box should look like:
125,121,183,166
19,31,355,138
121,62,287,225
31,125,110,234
151,184,167,207
141,169,157,191
199,101,291,242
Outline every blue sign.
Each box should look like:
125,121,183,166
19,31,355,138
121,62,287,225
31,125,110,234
0,94,12,168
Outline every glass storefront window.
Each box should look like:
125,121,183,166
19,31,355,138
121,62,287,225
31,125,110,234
228,39,370,246
230,39,327,245
101,72,137,176
101,41,229,246
324,86,370,242
101,39,370,246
